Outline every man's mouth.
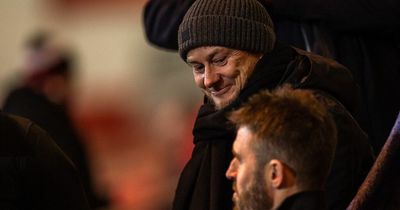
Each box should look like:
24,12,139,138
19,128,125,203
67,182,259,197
209,85,232,97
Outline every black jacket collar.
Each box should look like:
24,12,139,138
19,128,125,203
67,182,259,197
277,191,327,210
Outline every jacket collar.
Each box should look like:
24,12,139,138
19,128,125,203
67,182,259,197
276,190,327,210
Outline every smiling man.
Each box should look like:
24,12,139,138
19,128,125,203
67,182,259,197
172,0,374,210
226,86,337,210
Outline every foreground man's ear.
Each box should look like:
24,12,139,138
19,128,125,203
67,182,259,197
266,159,284,189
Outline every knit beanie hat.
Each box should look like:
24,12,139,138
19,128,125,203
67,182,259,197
178,0,276,60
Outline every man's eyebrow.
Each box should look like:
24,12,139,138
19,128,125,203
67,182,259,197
187,48,227,63
208,48,232,61
186,59,200,65
232,148,239,158
207,51,220,60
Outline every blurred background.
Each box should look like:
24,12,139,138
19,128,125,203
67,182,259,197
0,0,202,209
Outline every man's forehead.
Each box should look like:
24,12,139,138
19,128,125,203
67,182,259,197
233,126,254,152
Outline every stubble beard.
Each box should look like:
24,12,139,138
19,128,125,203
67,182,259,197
203,88,239,110
233,168,272,210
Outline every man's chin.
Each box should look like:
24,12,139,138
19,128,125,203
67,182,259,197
205,94,236,110
233,204,240,210
232,198,240,210
214,101,226,110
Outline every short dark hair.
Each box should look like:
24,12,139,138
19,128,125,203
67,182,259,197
229,85,337,190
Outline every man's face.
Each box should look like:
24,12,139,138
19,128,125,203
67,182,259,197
226,126,272,210
186,47,260,109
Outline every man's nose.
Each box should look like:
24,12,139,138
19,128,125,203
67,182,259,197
225,160,237,180
204,66,219,88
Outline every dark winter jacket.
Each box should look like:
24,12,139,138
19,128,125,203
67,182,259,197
172,43,374,210
271,0,400,153
0,112,90,210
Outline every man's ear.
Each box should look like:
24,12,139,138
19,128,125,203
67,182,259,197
265,159,285,189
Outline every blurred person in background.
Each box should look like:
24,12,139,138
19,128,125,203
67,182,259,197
0,111,90,210
1,31,108,209
143,0,400,157
226,86,337,210
144,0,374,209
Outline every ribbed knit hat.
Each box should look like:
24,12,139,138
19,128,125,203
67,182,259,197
178,0,276,60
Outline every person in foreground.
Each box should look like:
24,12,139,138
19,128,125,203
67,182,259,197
0,111,90,210
172,0,374,209
226,86,337,210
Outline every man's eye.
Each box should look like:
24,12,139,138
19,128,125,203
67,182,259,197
193,65,204,73
212,57,227,65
